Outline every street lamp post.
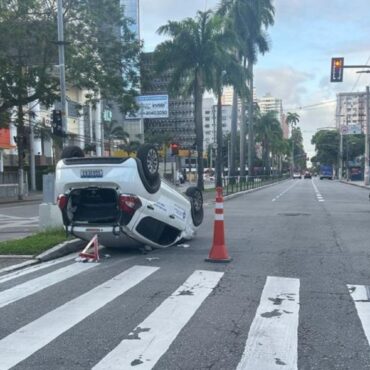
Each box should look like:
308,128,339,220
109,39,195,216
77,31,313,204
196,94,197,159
57,0,67,147
365,86,370,185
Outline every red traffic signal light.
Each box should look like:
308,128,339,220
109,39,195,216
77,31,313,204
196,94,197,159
170,143,180,156
330,57,344,82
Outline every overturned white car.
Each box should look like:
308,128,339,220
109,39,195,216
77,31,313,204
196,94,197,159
55,144,203,249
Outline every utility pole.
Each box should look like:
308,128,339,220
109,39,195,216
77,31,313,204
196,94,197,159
339,126,343,180
365,86,370,185
57,0,67,147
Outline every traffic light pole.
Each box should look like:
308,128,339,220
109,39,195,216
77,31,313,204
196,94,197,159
365,86,370,185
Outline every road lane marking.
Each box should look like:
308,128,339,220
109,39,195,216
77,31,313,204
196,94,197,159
0,263,98,309
272,181,299,202
348,284,370,346
0,254,78,283
311,180,325,202
93,270,224,370
0,265,159,370
236,276,300,370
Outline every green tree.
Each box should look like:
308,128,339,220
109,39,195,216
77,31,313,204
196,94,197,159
155,10,232,190
255,111,283,174
103,120,129,156
311,130,339,166
286,112,300,172
0,0,140,198
218,0,275,177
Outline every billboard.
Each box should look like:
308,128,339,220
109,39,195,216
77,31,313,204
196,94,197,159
341,124,362,135
135,95,169,119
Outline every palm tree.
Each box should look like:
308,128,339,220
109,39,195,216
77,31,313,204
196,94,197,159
103,120,129,156
155,10,227,190
255,111,282,175
218,0,275,178
286,112,300,173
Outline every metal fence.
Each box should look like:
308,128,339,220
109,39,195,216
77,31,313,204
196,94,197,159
222,174,290,196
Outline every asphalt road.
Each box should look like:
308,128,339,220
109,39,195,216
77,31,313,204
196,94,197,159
1,179,370,369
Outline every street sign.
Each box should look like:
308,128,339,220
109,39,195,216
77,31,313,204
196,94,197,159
331,57,344,82
127,95,169,119
341,124,362,135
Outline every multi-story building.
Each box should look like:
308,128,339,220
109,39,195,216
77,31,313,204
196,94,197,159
202,97,233,150
335,92,367,133
121,0,140,38
257,93,289,139
141,52,196,149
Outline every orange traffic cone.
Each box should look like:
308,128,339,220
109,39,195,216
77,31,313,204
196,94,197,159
205,187,232,263
79,234,100,262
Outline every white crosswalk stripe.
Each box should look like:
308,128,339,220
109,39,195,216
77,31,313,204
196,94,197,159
236,276,300,370
348,284,370,346
93,269,224,370
0,254,78,283
0,265,158,370
0,263,97,309
2,261,370,370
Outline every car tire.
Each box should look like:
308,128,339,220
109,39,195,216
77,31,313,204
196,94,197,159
61,146,84,159
134,158,161,194
185,186,204,226
137,144,159,182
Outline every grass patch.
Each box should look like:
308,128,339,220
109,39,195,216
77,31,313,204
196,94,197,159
0,228,72,256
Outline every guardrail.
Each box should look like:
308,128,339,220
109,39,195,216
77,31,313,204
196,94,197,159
222,174,290,196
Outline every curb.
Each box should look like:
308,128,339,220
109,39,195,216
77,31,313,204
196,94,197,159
339,180,370,190
36,239,85,262
0,239,85,275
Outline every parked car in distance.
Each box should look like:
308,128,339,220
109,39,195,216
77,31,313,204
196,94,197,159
292,172,302,179
304,171,312,179
55,145,204,249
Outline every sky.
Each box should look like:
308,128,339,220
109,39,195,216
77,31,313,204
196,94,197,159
139,0,370,159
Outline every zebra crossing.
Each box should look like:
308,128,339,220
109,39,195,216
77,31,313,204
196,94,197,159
0,259,369,369
0,214,39,231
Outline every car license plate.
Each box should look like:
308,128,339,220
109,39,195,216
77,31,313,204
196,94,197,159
80,169,103,178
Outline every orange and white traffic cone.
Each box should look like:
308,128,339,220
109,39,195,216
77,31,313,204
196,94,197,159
78,234,100,262
205,187,232,263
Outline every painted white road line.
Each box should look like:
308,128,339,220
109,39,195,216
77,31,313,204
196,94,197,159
0,265,159,370
0,253,78,283
348,284,370,346
236,276,300,370
0,219,39,230
311,180,325,202
0,263,98,309
93,270,224,370
272,181,299,202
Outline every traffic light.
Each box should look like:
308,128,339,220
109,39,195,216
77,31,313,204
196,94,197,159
330,57,344,82
170,143,179,156
52,109,64,136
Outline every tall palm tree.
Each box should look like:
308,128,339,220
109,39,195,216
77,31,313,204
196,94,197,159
286,112,300,172
218,0,275,178
255,111,282,175
155,10,227,190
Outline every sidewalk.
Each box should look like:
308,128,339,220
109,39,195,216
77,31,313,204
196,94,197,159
339,180,370,189
0,191,43,205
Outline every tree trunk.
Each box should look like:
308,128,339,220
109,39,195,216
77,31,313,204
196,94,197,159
247,62,254,176
216,91,223,188
240,57,247,181
17,103,25,200
230,86,238,183
194,72,204,190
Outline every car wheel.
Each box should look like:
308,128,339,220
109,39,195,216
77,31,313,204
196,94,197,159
60,146,84,159
185,186,204,227
137,144,159,181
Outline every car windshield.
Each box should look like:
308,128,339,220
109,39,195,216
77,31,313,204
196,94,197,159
1,1,370,369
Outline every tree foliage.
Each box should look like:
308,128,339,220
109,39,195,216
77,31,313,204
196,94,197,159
311,130,339,165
